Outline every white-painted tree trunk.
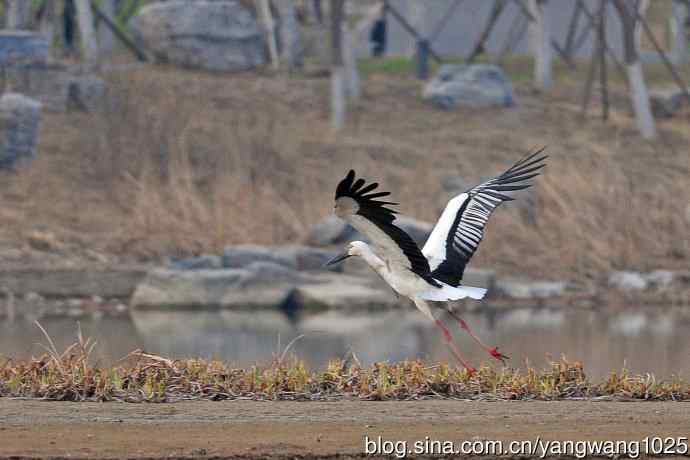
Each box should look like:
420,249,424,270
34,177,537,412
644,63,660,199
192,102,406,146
75,0,99,63
39,0,56,46
257,0,279,70
331,0,346,130
6,0,30,29
407,0,426,56
342,23,360,101
331,66,346,129
633,0,650,53
670,0,689,65
527,0,552,90
98,0,116,54
614,0,655,139
627,61,656,139
276,0,303,69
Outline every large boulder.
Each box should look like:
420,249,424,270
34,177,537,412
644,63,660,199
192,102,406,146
130,262,397,311
68,75,107,112
295,273,400,311
274,245,341,272
0,93,42,169
650,86,690,118
0,266,146,298
608,271,648,291
0,30,49,66
222,244,297,269
494,278,567,299
130,266,294,310
5,62,105,113
423,64,514,110
130,0,265,72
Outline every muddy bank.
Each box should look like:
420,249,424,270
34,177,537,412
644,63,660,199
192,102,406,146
0,399,688,459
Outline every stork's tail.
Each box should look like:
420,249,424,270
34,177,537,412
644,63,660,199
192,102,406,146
418,284,487,301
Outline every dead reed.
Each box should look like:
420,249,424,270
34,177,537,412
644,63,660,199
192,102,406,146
0,64,688,281
0,325,687,402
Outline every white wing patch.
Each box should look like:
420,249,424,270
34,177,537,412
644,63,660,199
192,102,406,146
422,193,467,270
418,283,487,301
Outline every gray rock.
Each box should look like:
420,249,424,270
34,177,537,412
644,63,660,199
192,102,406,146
306,215,357,246
650,87,690,118
0,93,42,169
5,62,72,112
130,0,266,72
274,245,341,272
68,75,107,112
423,64,514,110
130,264,391,311
396,216,434,246
0,31,49,66
295,273,399,311
494,278,567,299
307,215,433,247
526,281,568,298
0,266,146,298
131,267,292,310
222,244,297,269
239,261,304,286
608,271,648,291
462,268,496,290
644,270,675,289
169,255,223,270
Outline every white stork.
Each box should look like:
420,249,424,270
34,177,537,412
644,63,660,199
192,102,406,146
325,149,547,374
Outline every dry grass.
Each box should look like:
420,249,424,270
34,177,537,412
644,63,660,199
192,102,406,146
0,58,688,280
1,326,687,402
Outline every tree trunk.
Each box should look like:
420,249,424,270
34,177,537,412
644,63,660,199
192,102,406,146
98,0,116,54
407,0,426,57
331,0,346,130
527,0,552,90
633,0,649,53
7,0,30,29
40,0,57,46
670,0,689,65
277,0,303,69
75,0,99,63
257,0,279,70
342,22,360,101
613,0,656,140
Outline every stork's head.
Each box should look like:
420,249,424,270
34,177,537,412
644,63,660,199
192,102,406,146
324,241,368,266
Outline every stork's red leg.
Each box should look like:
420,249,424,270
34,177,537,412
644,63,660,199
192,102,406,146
446,310,509,364
434,319,476,376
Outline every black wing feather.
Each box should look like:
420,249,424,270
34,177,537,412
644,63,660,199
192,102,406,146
430,148,548,286
334,170,439,286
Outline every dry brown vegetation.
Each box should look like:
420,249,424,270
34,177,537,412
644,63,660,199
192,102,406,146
0,58,688,282
1,326,687,402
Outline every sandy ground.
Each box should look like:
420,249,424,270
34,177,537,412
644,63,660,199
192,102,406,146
0,399,688,459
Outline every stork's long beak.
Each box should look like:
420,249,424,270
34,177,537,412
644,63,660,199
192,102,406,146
324,252,352,267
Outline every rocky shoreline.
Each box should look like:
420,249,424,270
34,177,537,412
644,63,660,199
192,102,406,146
0,242,688,320
1,216,688,319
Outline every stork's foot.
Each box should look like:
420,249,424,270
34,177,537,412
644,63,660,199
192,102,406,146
464,366,477,377
488,347,509,364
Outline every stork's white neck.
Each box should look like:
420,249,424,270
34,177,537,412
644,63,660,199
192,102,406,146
356,243,386,272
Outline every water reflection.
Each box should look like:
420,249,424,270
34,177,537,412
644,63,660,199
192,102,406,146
1,307,688,379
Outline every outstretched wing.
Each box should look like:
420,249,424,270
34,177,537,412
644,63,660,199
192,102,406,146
422,149,548,287
334,170,440,287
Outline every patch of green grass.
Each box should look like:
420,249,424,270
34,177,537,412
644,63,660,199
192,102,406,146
0,326,687,402
357,54,690,88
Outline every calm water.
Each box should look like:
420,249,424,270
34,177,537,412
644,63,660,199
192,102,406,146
1,307,688,379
